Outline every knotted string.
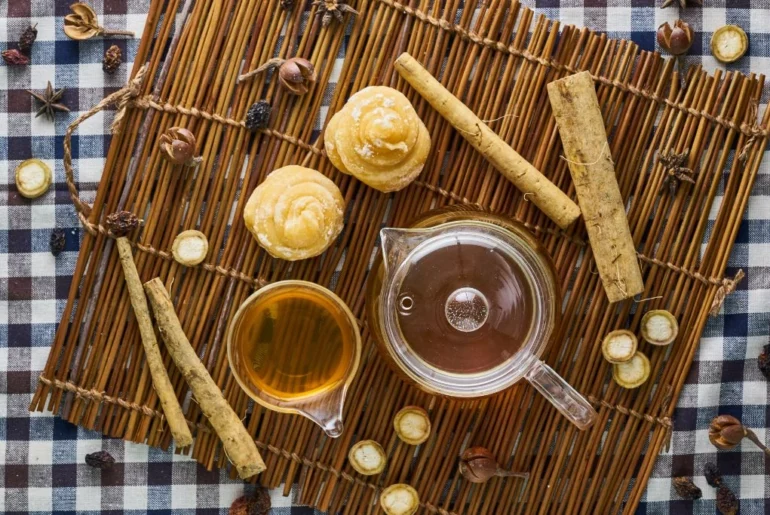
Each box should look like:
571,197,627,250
709,269,745,316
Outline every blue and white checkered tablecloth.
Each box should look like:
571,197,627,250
1,1,768,513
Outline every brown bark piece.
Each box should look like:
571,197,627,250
143,278,266,478
547,71,644,303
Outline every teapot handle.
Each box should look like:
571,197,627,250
525,360,597,430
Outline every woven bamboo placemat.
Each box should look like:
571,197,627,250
30,0,768,513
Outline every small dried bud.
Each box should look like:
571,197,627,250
245,101,271,131
458,447,528,484
758,344,770,380
673,477,702,500
657,20,694,56
105,211,139,237
229,488,271,515
85,450,115,469
19,24,38,53
2,49,30,65
704,462,723,488
103,45,122,74
709,415,746,450
50,228,66,256
716,485,738,515
278,57,317,95
159,127,202,167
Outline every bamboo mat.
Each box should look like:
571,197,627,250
30,0,768,513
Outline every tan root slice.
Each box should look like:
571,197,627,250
171,230,209,266
711,25,748,63
15,159,52,199
393,406,431,445
144,278,266,478
612,352,651,389
547,71,644,303
348,440,386,475
602,330,638,364
379,484,420,515
641,309,679,346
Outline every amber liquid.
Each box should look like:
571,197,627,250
232,288,356,401
396,239,535,374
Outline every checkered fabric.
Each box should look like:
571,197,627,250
0,1,767,514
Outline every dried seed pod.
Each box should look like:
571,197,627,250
2,49,30,65
657,20,694,56
15,159,52,199
641,310,678,346
458,446,529,484
19,24,38,53
229,487,270,515
673,477,702,500
245,101,271,131
103,45,122,74
393,406,431,445
64,3,135,40
278,57,317,95
159,127,202,167
85,450,115,469
612,351,650,389
50,229,67,256
709,415,746,450
601,330,638,364
105,211,139,237
758,344,770,380
379,484,419,515
711,25,748,64
704,462,723,488
348,440,386,475
172,230,209,266
716,485,738,515
280,0,294,9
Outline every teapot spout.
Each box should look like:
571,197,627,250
380,227,432,276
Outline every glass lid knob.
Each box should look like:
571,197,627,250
444,287,489,332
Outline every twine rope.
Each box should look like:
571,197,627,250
709,269,745,316
738,99,761,165
587,395,673,451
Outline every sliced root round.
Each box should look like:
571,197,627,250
393,406,431,445
612,351,651,389
15,159,52,199
602,330,638,364
641,310,678,346
172,230,209,266
379,484,420,515
711,25,748,63
348,439,386,476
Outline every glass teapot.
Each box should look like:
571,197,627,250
366,208,597,430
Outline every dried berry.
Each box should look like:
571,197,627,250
85,450,115,469
105,211,139,237
758,344,770,380
2,49,30,65
19,24,38,53
229,488,270,515
245,101,271,131
673,477,702,500
704,462,723,488
716,485,738,515
103,45,122,74
50,229,66,256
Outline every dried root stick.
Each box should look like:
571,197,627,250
547,71,644,303
115,238,193,447
144,278,266,478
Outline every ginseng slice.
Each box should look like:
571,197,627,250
379,484,420,515
393,406,431,445
641,310,679,346
348,440,386,476
602,330,638,364
172,230,209,266
15,159,52,199
612,352,651,389
711,25,748,63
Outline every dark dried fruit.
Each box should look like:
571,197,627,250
229,488,270,515
85,450,115,469
758,344,770,380
19,24,38,53
704,462,723,488
50,229,66,256
245,101,271,131
103,45,122,74
716,485,738,515
105,211,139,237
280,0,294,9
673,477,702,500
2,49,30,65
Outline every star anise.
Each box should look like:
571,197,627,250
662,0,702,7
312,0,359,28
26,81,70,121
658,149,696,196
